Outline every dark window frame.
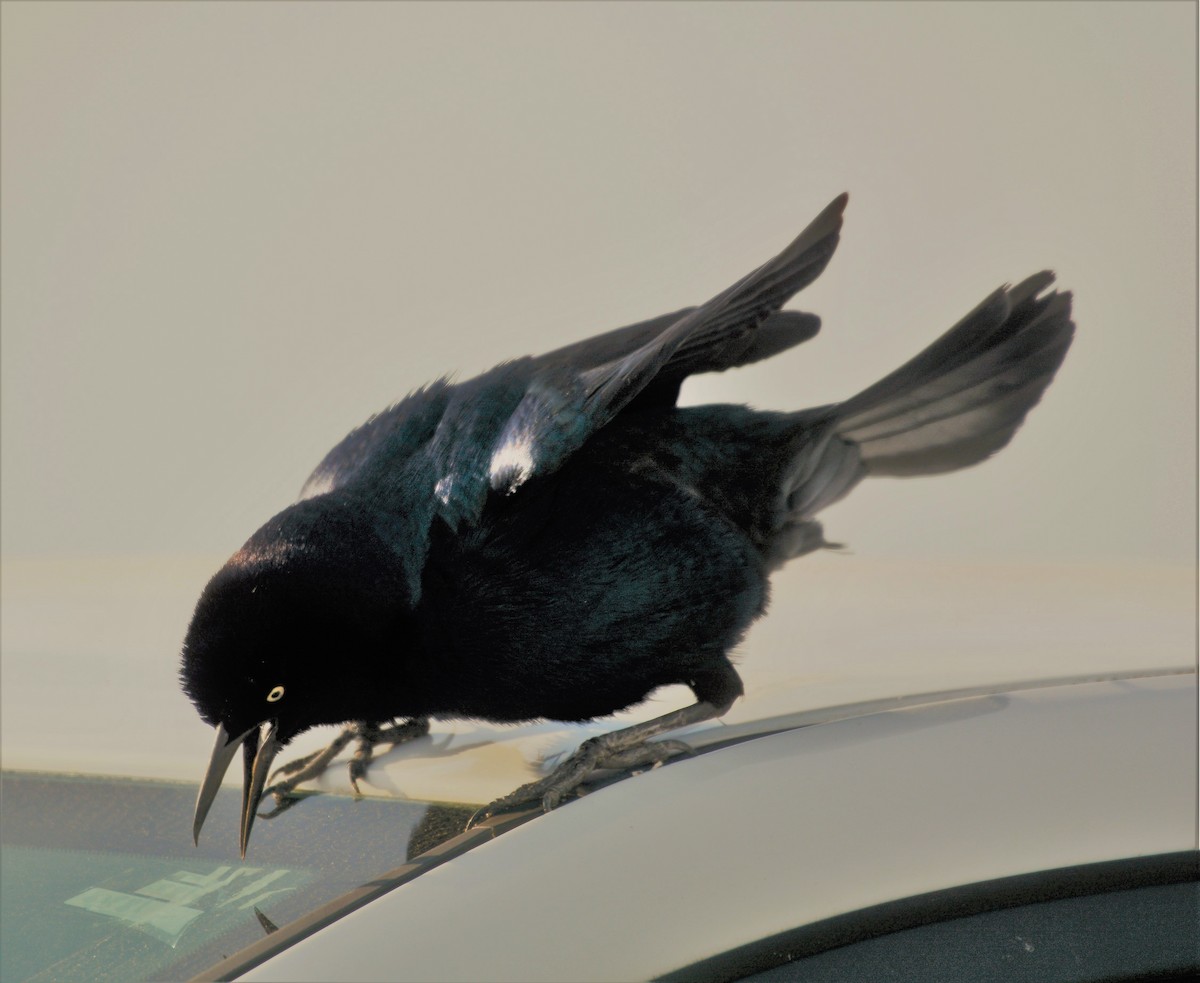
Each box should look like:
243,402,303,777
657,851,1200,983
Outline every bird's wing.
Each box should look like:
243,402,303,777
531,307,822,411
487,193,847,494
298,380,454,501
300,195,846,533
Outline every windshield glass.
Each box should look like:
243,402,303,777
0,771,474,982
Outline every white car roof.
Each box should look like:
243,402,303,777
241,671,1196,982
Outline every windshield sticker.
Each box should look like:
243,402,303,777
64,865,301,948
65,888,202,948
216,868,292,909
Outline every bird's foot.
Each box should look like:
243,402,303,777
346,718,430,793
265,717,430,807
465,697,730,829
468,736,692,828
264,725,359,805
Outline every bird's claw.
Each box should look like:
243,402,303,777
466,737,692,830
347,717,431,794
265,725,357,805
257,793,304,820
265,717,430,804
595,738,692,772
268,748,325,780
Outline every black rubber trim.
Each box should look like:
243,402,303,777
656,851,1200,983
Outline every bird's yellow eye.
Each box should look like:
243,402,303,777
266,685,285,703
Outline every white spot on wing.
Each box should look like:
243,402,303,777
489,436,535,490
434,475,454,505
298,471,336,501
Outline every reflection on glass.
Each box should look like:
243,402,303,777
0,773,474,981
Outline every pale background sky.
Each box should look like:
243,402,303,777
2,1,1195,565
1,2,1195,782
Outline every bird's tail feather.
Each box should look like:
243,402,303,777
765,273,1073,567
834,272,1074,476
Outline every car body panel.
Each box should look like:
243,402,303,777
241,672,1197,982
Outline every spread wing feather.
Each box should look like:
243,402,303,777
303,196,848,536
488,193,847,494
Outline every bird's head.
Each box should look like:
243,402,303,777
180,497,412,856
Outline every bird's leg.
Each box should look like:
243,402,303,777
469,699,728,827
266,724,359,803
266,717,430,804
348,717,431,793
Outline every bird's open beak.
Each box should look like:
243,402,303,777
192,720,283,858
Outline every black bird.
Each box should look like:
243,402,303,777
182,194,1075,857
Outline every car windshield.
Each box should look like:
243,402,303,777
0,771,475,982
